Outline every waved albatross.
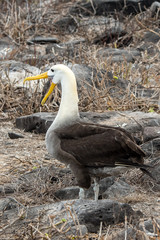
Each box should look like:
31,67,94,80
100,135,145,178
23,64,151,200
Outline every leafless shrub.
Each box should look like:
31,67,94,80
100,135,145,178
0,0,159,119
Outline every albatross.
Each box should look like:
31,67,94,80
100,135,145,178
23,64,151,200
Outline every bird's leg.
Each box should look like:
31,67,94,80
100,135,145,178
79,188,85,199
93,177,100,201
70,163,91,200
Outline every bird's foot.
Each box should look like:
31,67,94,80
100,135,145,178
79,188,85,200
93,178,100,201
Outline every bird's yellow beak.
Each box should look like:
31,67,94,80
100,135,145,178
23,72,56,106
23,72,48,83
41,82,56,106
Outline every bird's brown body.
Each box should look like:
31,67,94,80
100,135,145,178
50,121,146,189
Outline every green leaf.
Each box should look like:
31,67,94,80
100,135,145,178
61,218,67,222
32,166,37,170
148,107,154,113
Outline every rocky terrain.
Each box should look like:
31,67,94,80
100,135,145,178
0,0,160,239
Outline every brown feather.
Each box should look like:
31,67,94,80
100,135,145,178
56,122,145,168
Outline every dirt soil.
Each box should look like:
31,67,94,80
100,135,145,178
0,117,160,233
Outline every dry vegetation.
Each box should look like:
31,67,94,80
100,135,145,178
0,0,160,239
0,0,160,118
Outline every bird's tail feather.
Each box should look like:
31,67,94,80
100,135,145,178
115,162,152,168
88,161,155,180
140,167,155,180
115,161,155,180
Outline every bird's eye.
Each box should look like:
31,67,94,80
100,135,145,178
51,69,54,72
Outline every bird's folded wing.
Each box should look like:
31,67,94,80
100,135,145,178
56,122,145,167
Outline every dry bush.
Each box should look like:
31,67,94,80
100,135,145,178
0,0,159,118
1,53,159,119
0,80,44,118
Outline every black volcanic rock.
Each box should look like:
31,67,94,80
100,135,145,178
69,0,156,16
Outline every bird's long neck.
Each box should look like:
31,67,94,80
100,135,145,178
52,72,80,128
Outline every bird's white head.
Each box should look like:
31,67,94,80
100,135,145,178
48,64,75,84
23,64,78,106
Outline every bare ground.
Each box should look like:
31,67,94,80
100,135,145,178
0,116,160,239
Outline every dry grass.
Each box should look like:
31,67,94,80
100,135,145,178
1,56,160,119
1,61,160,120
0,1,159,118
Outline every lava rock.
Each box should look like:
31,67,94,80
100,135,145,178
54,186,80,200
96,48,141,62
8,132,24,139
106,227,149,240
54,16,78,33
0,198,18,211
76,200,143,232
16,112,56,132
0,185,16,195
140,157,160,190
16,111,160,136
150,1,160,17
143,126,160,142
143,28,160,43
79,16,125,40
69,0,155,16
27,36,60,45
140,218,160,233
141,138,160,156
137,42,159,56
0,39,15,60
102,179,135,199
45,39,86,58
0,199,142,235
0,60,41,90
